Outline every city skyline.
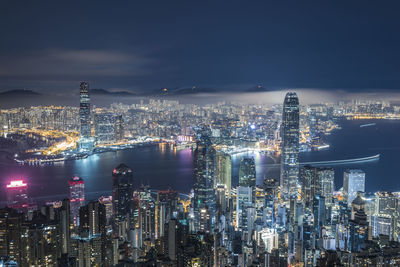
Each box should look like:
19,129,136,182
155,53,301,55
1,1,400,266
1,86,400,265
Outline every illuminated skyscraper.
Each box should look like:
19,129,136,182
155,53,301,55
349,206,368,252
6,180,28,208
79,200,106,236
215,151,232,192
68,176,85,225
301,166,334,208
112,163,134,229
343,169,365,207
95,113,116,143
0,208,24,263
280,92,300,199
236,186,254,244
22,216,60,266
374,191,398,240
59,199,71,255
264,178,279,228
375,191,397,216
98,196,113,223
239,157,256,188
318,167,334,208
79,81,91,138
114,115,124,141
192,127,216,233
313,194,326,239
156,189,178,238
136,186,156,243
301,166,318,207
372,214,392,238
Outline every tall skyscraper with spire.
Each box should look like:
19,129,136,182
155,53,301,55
79,81,91,138
280,92,300,199
192,126,216,233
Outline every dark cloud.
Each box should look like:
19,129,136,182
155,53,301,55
0,1,399,92
0,49,154,79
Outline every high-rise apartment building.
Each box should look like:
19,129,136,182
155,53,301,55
95,113,116,143
114,115,124,141
79,200,106,236
318,168,334,208
215,151,232,192
301,166,318,206
375,191,397,215
236,186,254,244
239,157,256,188
343,169,365,207
156,189,178,239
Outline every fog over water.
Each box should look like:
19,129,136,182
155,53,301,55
1,89,400,108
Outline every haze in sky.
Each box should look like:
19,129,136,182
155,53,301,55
1,89,400,109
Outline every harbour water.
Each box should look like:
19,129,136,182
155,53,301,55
0,119,399,204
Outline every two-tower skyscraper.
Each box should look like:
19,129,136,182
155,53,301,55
280,92,300,199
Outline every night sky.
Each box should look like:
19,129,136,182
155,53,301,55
0,1,400,93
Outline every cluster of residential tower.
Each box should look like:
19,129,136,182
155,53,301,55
1,84,400,266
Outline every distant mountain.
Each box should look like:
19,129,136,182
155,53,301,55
0,89,41,96
245,85,272,92
175,87,217,94
90,88,136,96
150,87,218,96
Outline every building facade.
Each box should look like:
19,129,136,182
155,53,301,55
343,169,365,206
79,82,91,138
280,92,300,199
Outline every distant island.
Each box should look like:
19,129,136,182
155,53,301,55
159,87,217,95
0,89,41,96
90,88,136,96
152,85,276,96
245,85,274,92
0,86,279,100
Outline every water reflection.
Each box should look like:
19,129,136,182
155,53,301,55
0,119,399,203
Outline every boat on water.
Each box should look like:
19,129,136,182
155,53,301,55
316,144,330,151
360,123,376,128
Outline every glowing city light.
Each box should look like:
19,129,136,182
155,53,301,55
68,176,84,185
6,180,27,188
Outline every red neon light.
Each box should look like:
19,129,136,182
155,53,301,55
158,188,178,194
70,197,85,202
68,176,84,185
69,181,84,185
6,180,27,189
99,196,112,202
